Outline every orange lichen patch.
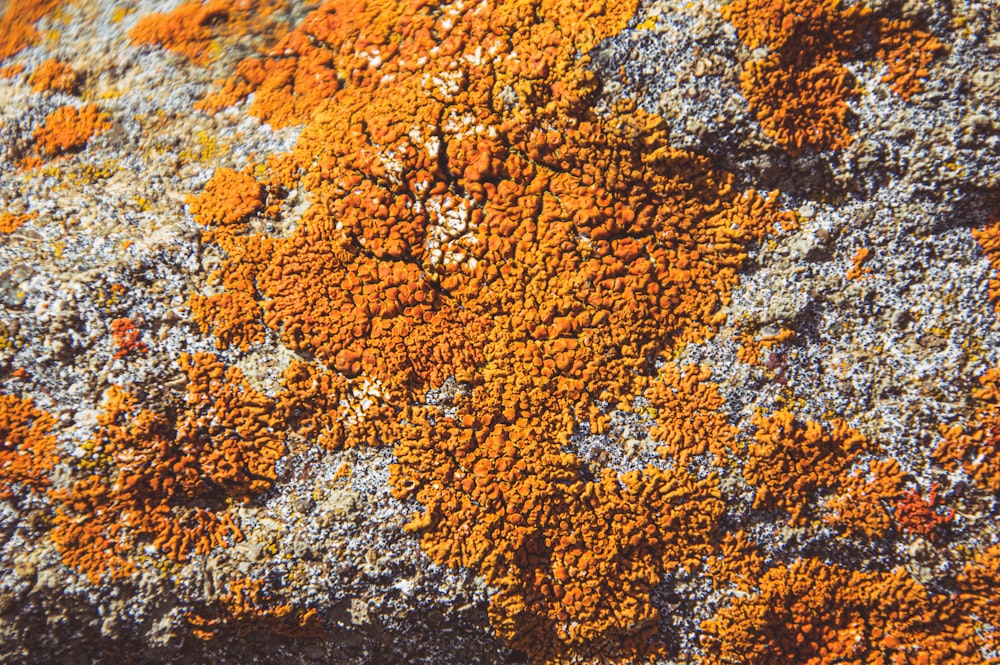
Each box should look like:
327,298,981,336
645,364,736,465
32,103,110,157
735,331,763,365
972,213,1000,311
707,531,765,593
735,327,794,366
393,397,725,664
935,366,1000,494
846,246,873,280
0,63,25,79
128,0,291,66
0,394,59,499
0,211,36,234
110,317,149,359
51,353,285,582
746,411,902,535
188,577,325,641
276,361,395,449
701,558,978,664
721,0,942,151
28,57,78,93
186,0,798,659
958,542,1000,654
820,457,904,540
876,19,944,101
893,483,953,542
0,0,63,62
187,167,268,350
188,167,265,231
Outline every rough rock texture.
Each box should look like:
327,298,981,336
0,0,998,664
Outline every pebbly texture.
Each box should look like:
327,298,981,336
0,0,999,664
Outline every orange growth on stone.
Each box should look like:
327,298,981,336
0,211,36,234
0,394,59,499
0,63,25,79
701,558,978,664
846,246,872,280
110,317,149,359
187,167,268,350
188,577,325,641
645,364,736,465
33,103,110,156
935,366,1000,495
51,353,286,582
128,0,291,66
721,0,943,151
958,542,1000,656
893,483,953,541
972,211,1000,311
0,0,63,62
876,18,944,101
185,0,799,659
29,57,78,93
746,411,902,536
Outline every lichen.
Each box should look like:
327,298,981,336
0,394,59,500
50,354,286,582
720,0,943,151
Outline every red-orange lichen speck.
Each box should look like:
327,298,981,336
0,394,59,500
893,483,954,541
110,317,149,359
32,103,110,157
720,0,943,151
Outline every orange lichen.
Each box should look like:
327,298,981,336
32,103,110,157
188,577,325,641
958,542,1000,656
934,367,1000,495
707,530,766,593
735,327,794,366
51,353,285,582
28,57,78,93
0,394,59,500
846,246,873,280
893,483,953,542
972,212,1000,311
0,63,25,78
128,0,290,66
721,0,943,151
393,399,724,663
745,411,902,536
0,0,63,62
110,317,149,359
186,0,798,659
701,558,978,664
876,19,944,101
275,361,395,449
645,364,736,465
0,211,36,234
187,167,268,350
